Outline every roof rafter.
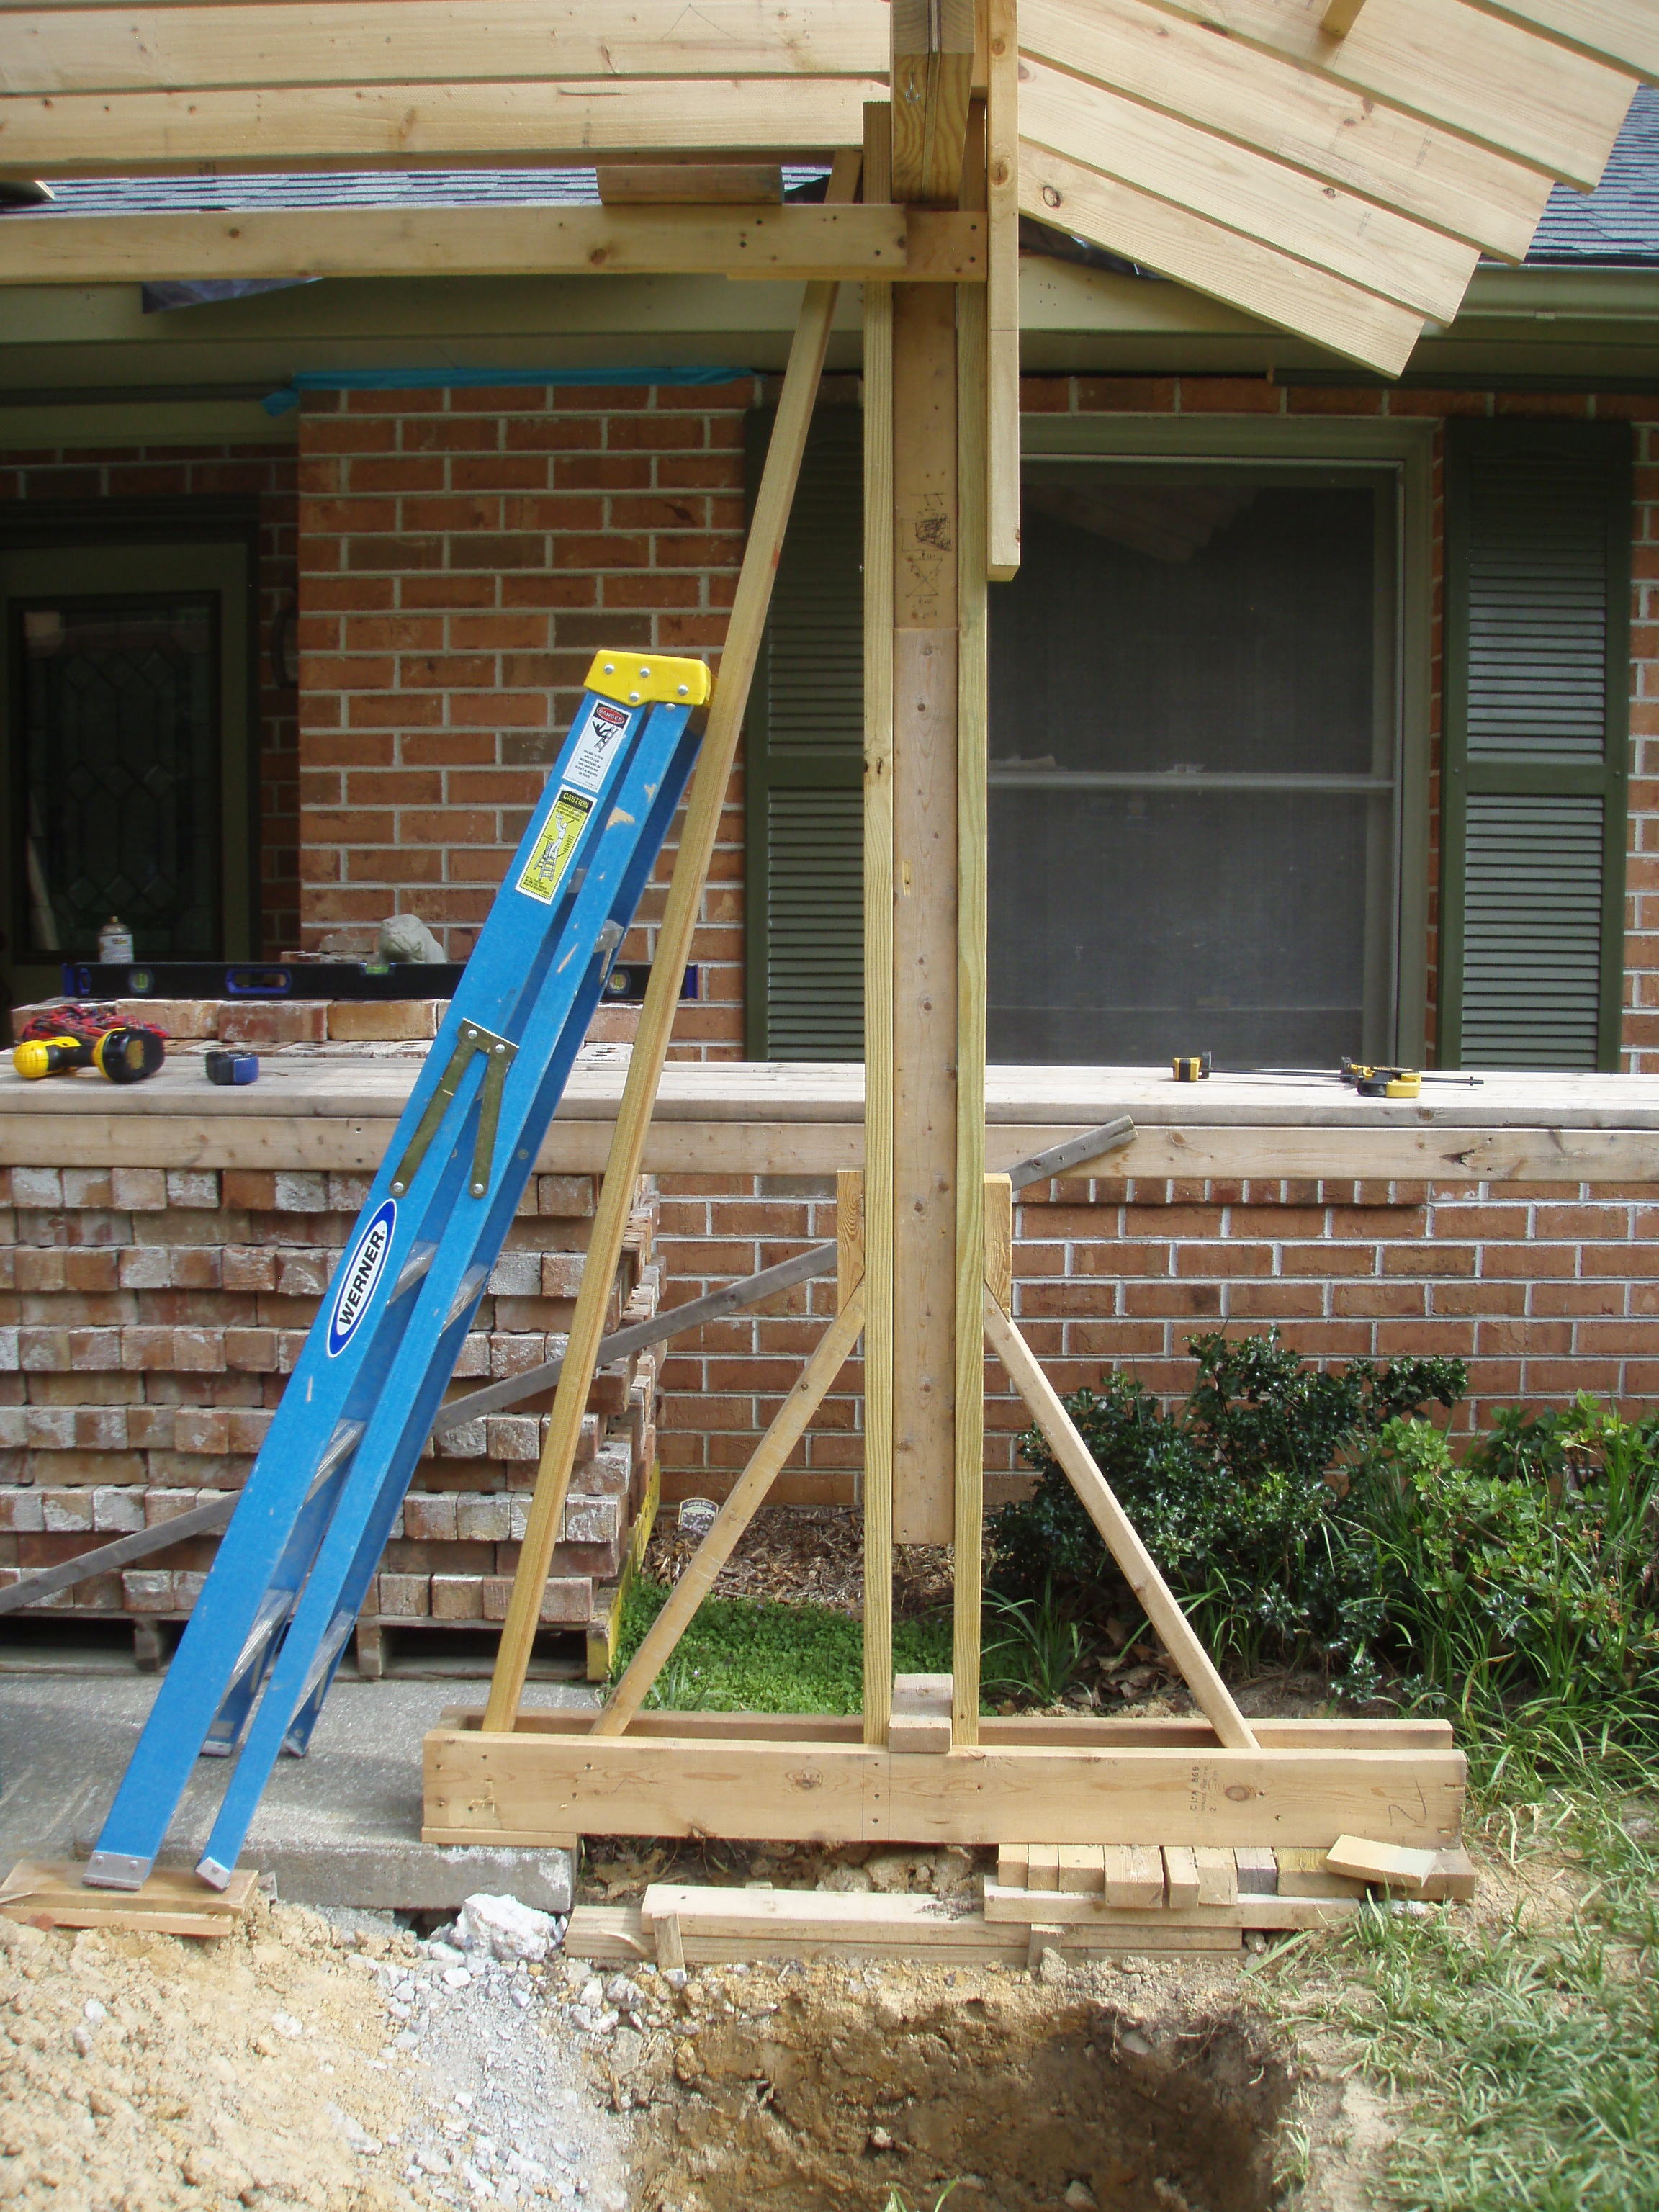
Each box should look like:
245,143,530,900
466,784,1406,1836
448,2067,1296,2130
1020,0,1552,261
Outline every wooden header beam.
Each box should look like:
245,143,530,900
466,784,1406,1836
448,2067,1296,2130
891,0,976,204
0,202,986,286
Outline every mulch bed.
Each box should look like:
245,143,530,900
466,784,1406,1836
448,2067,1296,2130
642,1503,953,1622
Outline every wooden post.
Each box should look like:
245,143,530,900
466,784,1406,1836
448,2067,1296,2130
986,0,1020,580
891,277,959,1550
952,104,990,1743
862,100,896,1748
484,152,861,1736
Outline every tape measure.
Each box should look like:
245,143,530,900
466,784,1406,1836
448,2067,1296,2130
1172,1053,1212,1083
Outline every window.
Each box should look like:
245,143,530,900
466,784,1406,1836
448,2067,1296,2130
989,464,1402,1068
745,416,1434,1069
0,535,255,1014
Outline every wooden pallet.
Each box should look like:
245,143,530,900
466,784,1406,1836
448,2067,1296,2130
0,1859,258,1939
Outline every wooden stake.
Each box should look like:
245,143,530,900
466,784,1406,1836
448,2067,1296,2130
981,1285,1261,1753
862,99,896,1750
953,191,989,1745
484,150,861,1734
595,1287,866,1734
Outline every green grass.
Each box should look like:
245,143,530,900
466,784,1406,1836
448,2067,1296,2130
1258,1776,1659,2212
611,1577,953,1714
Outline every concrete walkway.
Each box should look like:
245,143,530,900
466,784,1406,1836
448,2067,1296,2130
0,1673,593,1911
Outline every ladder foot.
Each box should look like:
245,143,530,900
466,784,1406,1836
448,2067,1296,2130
195,1855,233,1892
84,1850,153,1892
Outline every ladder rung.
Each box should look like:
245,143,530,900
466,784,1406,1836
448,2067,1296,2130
445,1264,490,1333
305,1419,365,1503
390,1241,438,1302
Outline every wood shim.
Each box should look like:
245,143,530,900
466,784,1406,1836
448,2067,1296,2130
0,1861,258,1940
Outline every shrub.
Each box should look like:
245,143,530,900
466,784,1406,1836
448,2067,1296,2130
988,1328,1465,1693
1347,1395,1659,1755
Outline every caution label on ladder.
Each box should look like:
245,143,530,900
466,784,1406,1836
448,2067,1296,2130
565,698,632,792
517,788,594,904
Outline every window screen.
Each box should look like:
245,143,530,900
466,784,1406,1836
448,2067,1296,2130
987,466,1399,1069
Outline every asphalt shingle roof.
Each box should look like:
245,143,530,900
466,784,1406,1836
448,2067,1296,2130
1527,84,1659,265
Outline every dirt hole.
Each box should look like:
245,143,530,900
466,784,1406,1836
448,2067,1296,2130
630,1979,1293,2212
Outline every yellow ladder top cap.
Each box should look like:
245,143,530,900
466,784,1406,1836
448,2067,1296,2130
584,652,711,709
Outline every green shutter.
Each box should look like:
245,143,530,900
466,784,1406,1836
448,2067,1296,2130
745,406,865,1059
1439,420,1630,1071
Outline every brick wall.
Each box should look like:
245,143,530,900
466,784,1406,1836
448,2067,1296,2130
655,1164,1659,1511
296,382,757,1057
0,1163,662,1637
0,442,302,958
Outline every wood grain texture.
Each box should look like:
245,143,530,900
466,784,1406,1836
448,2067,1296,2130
596,1290,866,1735
983,1172,1014,1306
0,1,891,94
1018,0,1552,260
986,0,1021,579
1130,0,1635,190
953,260,989,1743
1017,138,1422,377
983,1285,1262,1753
0,202,984,286
1458,0,1659,80
0,78,876,175
1019,55,1480,319
891,0,977,204
862,98,896,1749
837,1167,866,1311
423,1729,1467,1848
891,276,961,1550
483,165,857,1735
0,1861,257,1938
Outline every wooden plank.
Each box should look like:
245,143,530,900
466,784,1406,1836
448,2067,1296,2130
0,1860,256,1939
1235,1844,1280,1896
655,1911,685,1969
982,1172,1013,1306
1194,1845,1238,1906
1163,1845,1201,1909
997,1842,1030,1889
0,78,876,176
982,1287,1260,1753
953,217,990,1745
573,1897,1235,1964
593,1289,866,1735
862,97,896,1752
986,0,1020,578
891,0,977,205
891,277,960,1550
1321,0,1368,34
1019,55,1480,320
1058,1843,1105,1894
1017,140,1423,378
423,1730,1467,1848
1027,1843,1061,1890
0,202,985,287
597,163,784,203
1458,0,1659,81
1017,0,1552,261
1103,1843,1164,1907
890,1672,954,1754
1326,1833,1477,1899
1130,0,1635,191
482,156,860,1737
443,1707,1457,1749
1275,1845,1369,1899
0,1,891,94
982,1882,1359,1930
836,1167,865,1311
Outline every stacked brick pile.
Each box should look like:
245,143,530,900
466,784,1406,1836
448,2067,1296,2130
0,1160,662,1668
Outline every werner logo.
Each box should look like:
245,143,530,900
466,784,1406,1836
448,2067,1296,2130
327,1199,396,1357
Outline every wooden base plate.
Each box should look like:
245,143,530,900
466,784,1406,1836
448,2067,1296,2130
0,1860,258,1939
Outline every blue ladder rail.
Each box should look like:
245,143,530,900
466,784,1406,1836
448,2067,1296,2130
86,652,710,1893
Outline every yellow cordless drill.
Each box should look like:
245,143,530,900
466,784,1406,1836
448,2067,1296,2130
12,1024,166,1084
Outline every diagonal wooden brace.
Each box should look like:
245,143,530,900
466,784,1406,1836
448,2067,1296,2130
981,1284,1260,1753
594,1286,868,1736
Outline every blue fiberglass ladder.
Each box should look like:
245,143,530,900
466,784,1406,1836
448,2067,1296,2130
86,651,711,1893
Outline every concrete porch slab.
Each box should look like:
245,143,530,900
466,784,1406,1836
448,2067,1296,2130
0,1673,590,1913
